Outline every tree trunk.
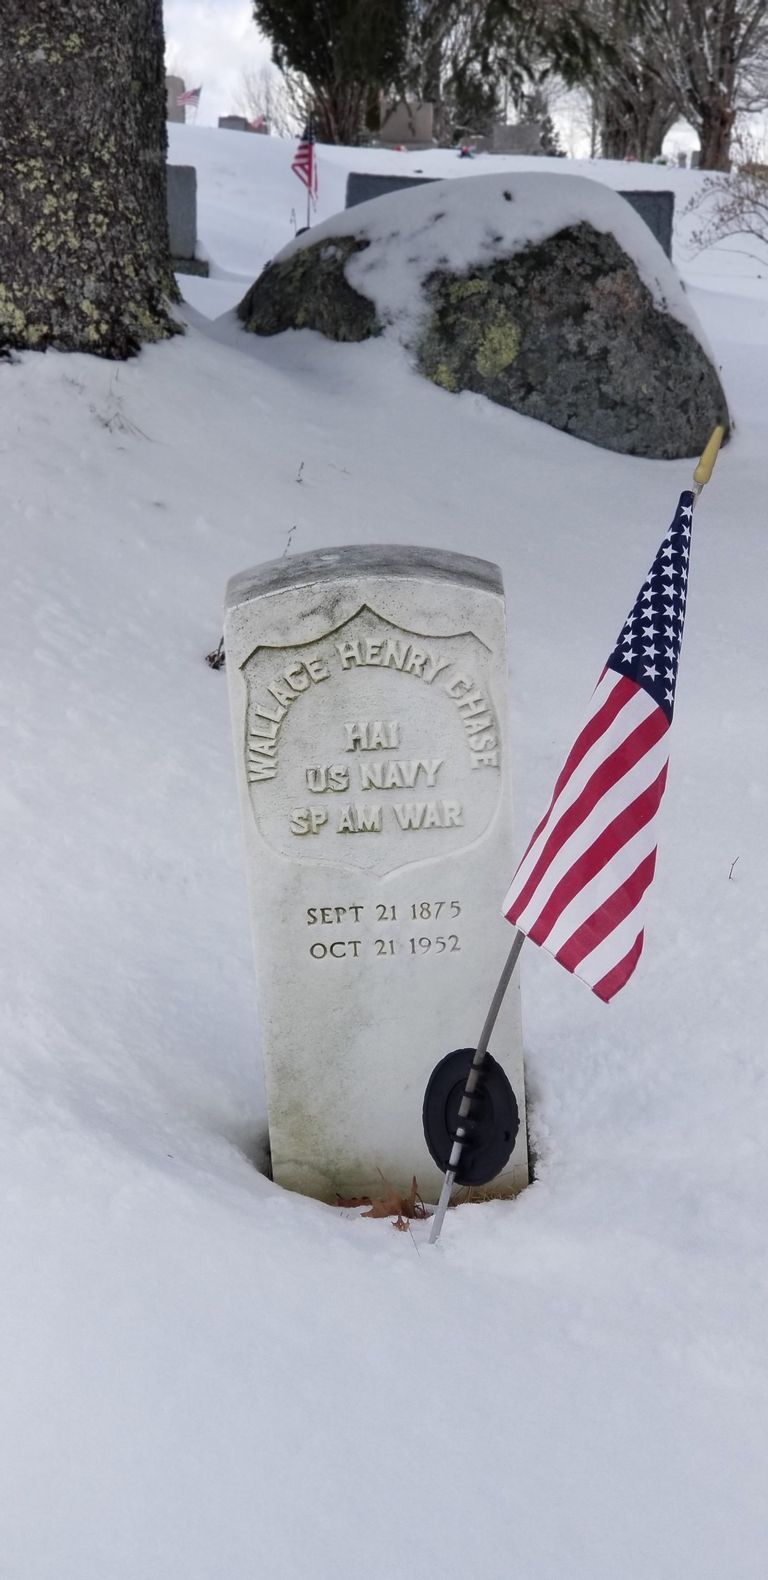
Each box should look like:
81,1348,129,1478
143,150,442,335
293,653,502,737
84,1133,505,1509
0,0,178,358
636,99,677,164
313,83,362,144
598,90,633,159
697,102,735,171
598,81,677,163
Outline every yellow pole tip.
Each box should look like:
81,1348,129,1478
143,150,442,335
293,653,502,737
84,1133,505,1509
693,424,726,487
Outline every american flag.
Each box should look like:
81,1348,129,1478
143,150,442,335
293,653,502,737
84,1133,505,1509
177,86,202,108
291,119,318,201
503,491,695,1002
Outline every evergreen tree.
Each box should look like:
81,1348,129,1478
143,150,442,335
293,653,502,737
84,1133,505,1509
0,0,178,358
252,0,413,145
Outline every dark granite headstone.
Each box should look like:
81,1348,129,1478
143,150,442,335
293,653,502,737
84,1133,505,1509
622,191,674,260
166,164,209,277
346,172,438,208
344,173,675,258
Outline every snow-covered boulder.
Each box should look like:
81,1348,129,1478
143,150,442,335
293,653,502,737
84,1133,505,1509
238,172,728,459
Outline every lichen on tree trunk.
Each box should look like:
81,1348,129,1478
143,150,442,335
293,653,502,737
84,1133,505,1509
0,0,179,357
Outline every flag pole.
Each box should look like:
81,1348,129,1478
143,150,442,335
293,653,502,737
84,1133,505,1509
428,929,526,1245
692,424,725,503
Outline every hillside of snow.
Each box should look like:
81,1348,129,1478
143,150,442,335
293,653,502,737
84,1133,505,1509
169,121,768,312
0,127,766,1579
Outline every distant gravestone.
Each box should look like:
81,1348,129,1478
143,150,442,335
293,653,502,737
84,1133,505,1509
620,190,674,260
379,100,434,148
346,172,437,208
224,545,528,1204
491,123,545,155
344,173,676,258
166,75,185,124
166,166,209,277
218,115,253,133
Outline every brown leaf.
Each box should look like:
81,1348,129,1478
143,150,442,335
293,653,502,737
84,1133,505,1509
338,1176,430,1224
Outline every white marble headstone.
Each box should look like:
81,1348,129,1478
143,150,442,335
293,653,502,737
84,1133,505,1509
224,546,527,1202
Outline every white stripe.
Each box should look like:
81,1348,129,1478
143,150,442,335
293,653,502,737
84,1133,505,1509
540,816,660,956
576,906,649,989
506,683,657,908
504,671,623,905
510,733,669,935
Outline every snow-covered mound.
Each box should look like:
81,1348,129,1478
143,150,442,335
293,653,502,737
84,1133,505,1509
269,172,704,340
239,173,727,458
169,122,768,319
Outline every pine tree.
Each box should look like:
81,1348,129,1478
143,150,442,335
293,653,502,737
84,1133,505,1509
0,0,178,358
252,0,412,145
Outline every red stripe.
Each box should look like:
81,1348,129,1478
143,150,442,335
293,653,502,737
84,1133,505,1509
513,675,639,873
507,706,669,923
526,762,668,946
591,930,645,1003
555,848,657,973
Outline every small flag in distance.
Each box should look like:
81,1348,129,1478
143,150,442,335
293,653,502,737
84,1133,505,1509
503,491,695,1002
177,86,202,108
292,119,318,202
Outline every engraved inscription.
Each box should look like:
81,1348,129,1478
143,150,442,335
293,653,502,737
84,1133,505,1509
305,765,350,792
242,607,503,874
359,759,443,790
303,899,465,964
337,804,383,833
247,657,330,782
392,800,462,829
344,721,400,750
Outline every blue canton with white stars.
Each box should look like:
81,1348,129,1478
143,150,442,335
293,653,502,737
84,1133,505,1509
606,491,693,723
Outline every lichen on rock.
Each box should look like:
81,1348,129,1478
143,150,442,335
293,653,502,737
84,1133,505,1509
417,224,729,459
0,0,179,359
238,237,382,343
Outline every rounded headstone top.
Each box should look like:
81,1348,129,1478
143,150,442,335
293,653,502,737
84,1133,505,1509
225,544,503,610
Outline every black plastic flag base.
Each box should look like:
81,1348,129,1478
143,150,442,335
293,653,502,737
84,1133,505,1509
422,1047,519,1187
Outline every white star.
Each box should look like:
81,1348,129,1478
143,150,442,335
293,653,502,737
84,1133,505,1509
643,642,658,658
665,687,674,703
644,663,659,680
623,648,636,662
680,503,693,523
681,522,691,541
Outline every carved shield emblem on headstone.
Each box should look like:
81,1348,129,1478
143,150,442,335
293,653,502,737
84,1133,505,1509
241,605,503,876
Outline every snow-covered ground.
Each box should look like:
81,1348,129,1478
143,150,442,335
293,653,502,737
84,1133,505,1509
1,126,767,1578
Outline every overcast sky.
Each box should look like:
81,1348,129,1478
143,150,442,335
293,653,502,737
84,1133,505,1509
164,0,271,124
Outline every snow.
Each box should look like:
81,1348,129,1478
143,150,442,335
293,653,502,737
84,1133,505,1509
170,122,768,316
1,125,767,1578
267,171,707,349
